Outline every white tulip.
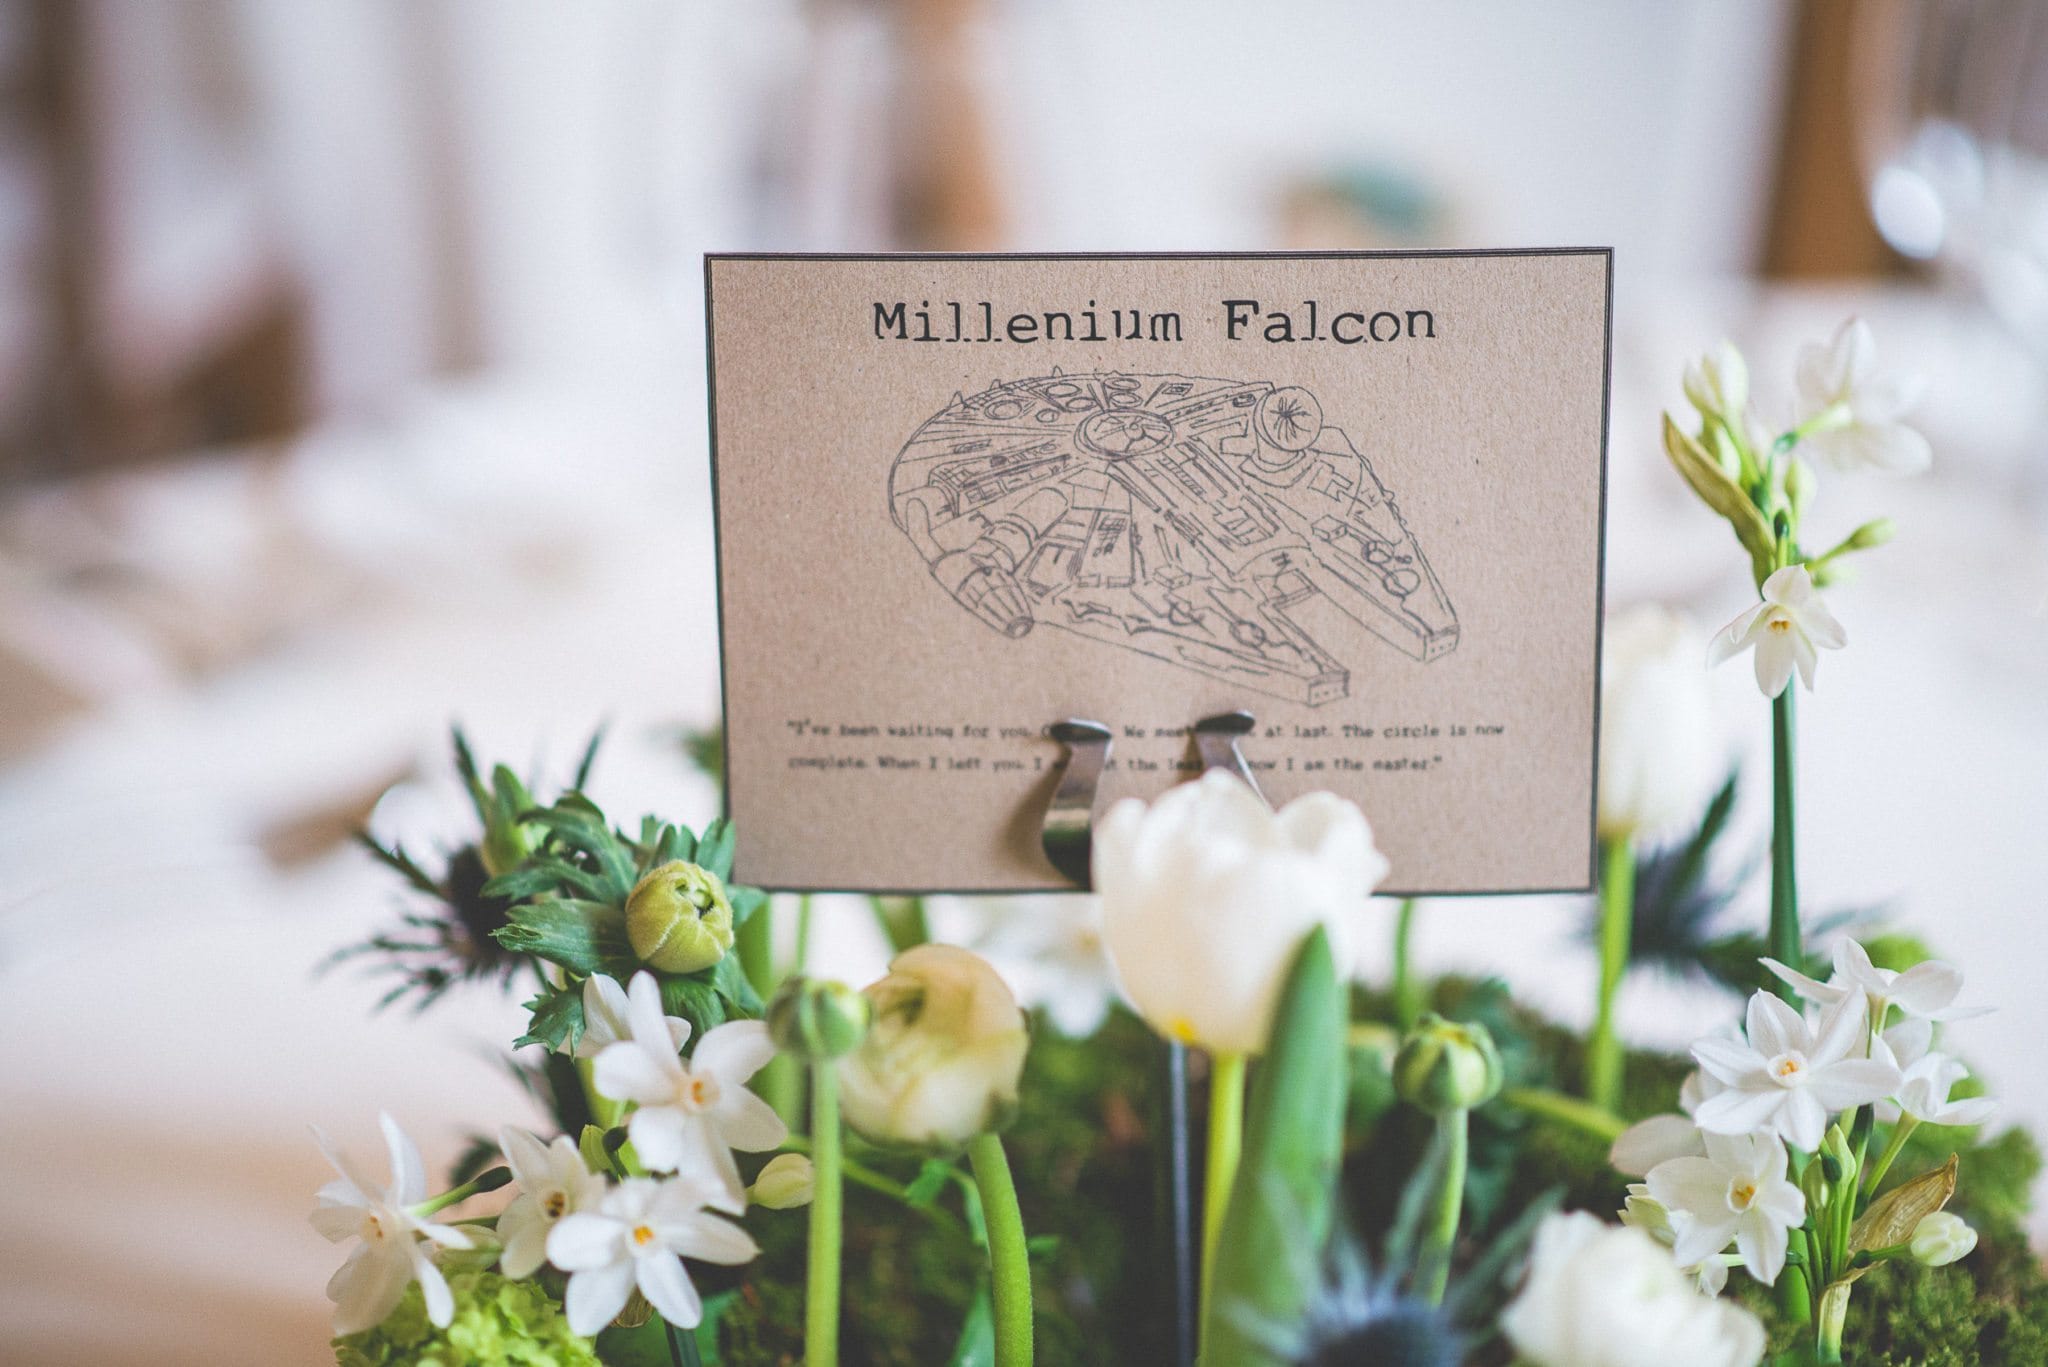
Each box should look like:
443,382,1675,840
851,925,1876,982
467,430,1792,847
1598,606,1719,841
1503,1212,1766,1367
1095,770,1388,1056
836,944,1030,1148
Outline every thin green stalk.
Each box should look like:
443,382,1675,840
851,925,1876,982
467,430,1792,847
1499,1086,1626,1143
1417,1109,1469,1306
1863,1117,1919,1196
969,1132,1034,1367
665,1316,701,1367
871,896,931,954
1586,837,1634,1111
1391,899,1423,1029
409,1167,510,1218
1768,688,1800,996
806,1065,843,1367
778,1135,974,1244
1199,1050,1248,1335
736,901,775,1000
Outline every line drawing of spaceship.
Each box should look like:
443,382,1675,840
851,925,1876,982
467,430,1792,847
886,370,1458,706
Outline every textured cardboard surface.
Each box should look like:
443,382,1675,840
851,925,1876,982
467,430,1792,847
706,252,1611,894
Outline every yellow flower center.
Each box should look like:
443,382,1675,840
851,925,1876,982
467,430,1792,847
1729,1178,1758,1212
632,1224,657,1248
1167,1015,1198,1044
1776,1057,1801,1078
543,1191,568,1219
1768,616,1793,634
688,1075,717,1108
361,1212,386,1242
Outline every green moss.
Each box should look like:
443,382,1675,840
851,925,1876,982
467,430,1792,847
332,1269,602,1367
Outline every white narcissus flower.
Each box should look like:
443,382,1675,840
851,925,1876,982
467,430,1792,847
1690,990,1900,1152
837,943,1030,1148
1683,341,1749,424
1893,1051,1997,1128
572,971,691,1060
1598,605,1719,841
1648,1132,1805,1286
592,974,786,1196
1619,1186,1729,1295
1611,1064,1729,1176
547,1175,758,1335
1708,566,1846,699
1502,1212,1766,1367
495,1126,607,1279
1762,938,1990,1023
1095,770,1388,1056
309,1113,475,1335
1910,1211,1977,1267
1794,317,1932,475
932,894,1117,1038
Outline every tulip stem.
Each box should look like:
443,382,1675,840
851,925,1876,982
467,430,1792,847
1391,899,1423,1030
969,1132,1034,1367
1198,1050,1247,1342
1769,668,1801,999
805,1064,843,1367
1586,837,1634,1112
1417,1109,1468,1306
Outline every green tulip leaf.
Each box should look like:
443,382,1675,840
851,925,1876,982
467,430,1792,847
1200,927,1347,1367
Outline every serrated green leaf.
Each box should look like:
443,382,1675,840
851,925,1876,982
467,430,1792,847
493,899,636,977
515,980,586,1051
696,819,737,879
482,856,616,905
522,797,638,896
709,951,763,1016
660,974,730,1040
728,885,768,929
1664,413,1776,586
1201,927,1346,1367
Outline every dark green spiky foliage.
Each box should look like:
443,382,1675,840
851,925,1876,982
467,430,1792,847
328,729,600,1010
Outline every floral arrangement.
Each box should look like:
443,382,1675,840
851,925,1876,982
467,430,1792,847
314,319,2047,1365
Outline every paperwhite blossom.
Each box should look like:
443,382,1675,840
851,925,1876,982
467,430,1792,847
1690,990,1900,1152
1647,1132,1805,1286
1611,1063,1728,1176
495,1126,607,1279
1893,1051,1998,1128
1762,938,1989,1024
592,973,785,1195
932,894,1117,1038
1620,1186,1729,1295
1597,606,1719,842
309,1113,475,1335
1708,565,1846,699
1794,317,1932,475
1683,341,1749,425
1096,770,1388,1055
547,1175,757,1335
572,971,691,1060
1502,1212,1765,1367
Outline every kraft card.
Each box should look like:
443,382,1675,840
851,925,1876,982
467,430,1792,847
705,251,1611,895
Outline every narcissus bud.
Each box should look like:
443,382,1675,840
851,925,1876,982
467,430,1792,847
1393,1014,1503,1115
1910,1211,1976,1267
624,861,734,973
1845,517,1896,551
748,1153,815,1209
767,977,871,1061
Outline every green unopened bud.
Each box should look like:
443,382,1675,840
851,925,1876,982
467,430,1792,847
1910,1211,1976,1267
1845,517,1895,551
1822,1125,1857,1186
1393,1014,1503,1115
748,1153,815,1209
479,766,539,878
767,976,871,1061
625,860,734,972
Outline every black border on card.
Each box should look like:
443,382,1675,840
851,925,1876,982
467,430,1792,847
702,249,1614,898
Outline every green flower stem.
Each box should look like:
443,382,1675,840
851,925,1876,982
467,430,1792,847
665,1316,702,1367
1586,837,1635,1111
1817,1281,1851,1364
1768,687,1801,997
736,902,775,998
1391,899,1423,1030
409,1167,511,1218
969,1132,1034,1367
871,896,931,954
576,1057,623,1132
1418,1108,1469,1306
1199,1050,1248,1333
1499,1086,1626,1143
778,1135,973,1243
1863,1117,1920,1196
806,1064,844,1367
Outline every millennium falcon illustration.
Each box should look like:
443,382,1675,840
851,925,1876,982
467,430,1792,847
886,371,1457,706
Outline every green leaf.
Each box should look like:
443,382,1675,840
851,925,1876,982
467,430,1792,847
696,819,738,879
660,973,730,1040
729,885,768,929
710,950,764,1017
515,980,586,1051
904,1158,955,1209
482,856,617,905
493,899,636,977
945,1285,995,1367
1663,413,1776,586
578,1124,610,1176
522,796,638,897
1201,927,1347,1367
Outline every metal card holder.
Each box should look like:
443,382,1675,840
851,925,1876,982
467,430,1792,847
1038,708,1266,1367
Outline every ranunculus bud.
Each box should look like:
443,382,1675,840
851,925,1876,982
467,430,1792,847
767,976,871,1061
1597,605,1718,842
624,861,735,973
836,944,1029,1149
1909,1211,1976,1267
1393,1014,1503,1115
748,1153,815,1209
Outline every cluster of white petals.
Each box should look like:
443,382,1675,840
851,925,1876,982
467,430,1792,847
310,1114,477,1335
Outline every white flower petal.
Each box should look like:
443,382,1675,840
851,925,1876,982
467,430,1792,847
1888,960,1964,1017
1610,1114,1706,1178
636,1252,704,1330
594,1040,681,1105
547,1212,625,1271
309,1205,363,1243
713,1087,789,1153
693,1020,778,1087
564,1258,637,1337
661,1210,761,1266
500,1216,550,1280
1760,957,1841,1003
410,1246,455,1328
330,1244,412,1337
1735,1217,1785,1286
626,1103,691,1174
498,1126,554,1191
379,1113,426,1206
